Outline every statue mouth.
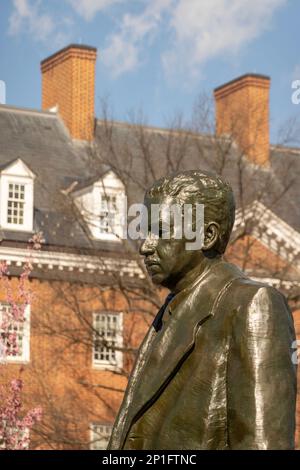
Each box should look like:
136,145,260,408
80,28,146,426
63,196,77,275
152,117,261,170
145,259,160,267
145,260,161,273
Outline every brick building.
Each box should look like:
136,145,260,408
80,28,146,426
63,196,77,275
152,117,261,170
0,44,299,449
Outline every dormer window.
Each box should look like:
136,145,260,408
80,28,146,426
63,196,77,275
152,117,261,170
7,183,25,225
74,171,126,241
0,159,35,232
99,193,118,235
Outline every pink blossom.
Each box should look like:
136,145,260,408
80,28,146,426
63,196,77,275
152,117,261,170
0,234,43,450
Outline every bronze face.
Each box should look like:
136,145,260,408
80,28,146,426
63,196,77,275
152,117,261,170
140,194,205,290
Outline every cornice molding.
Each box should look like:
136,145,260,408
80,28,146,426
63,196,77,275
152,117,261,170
0,246,145,279
234,201,300,267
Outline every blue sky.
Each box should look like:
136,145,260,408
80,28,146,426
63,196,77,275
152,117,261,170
0,0,300,144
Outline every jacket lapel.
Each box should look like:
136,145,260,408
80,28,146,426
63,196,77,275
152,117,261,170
111,259,245,449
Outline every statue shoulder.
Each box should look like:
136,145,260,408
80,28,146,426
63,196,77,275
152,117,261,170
220,276,294,334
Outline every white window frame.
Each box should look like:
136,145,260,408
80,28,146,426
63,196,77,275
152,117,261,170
0,159,35,232
0,424,30,449
92,311,123,371
90,423,112,450
7,182,26,226
94,183,126,241
98,190,119,236
0,303,30,363
74,171,126,242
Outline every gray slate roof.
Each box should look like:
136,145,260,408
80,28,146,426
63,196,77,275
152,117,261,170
94,118,300,233
0,104,299,256
0,105,121,253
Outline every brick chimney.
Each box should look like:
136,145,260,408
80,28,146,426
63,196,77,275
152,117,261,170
41,44,97,141
214,74,270,166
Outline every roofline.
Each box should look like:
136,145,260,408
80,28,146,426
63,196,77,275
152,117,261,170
96,118,214,141
96,119,300,153
41,44,97,66
214,73,270,92
235,200,300,267
270,144,300,155
0,103,58,118
1,105,300,154
0,157,37,177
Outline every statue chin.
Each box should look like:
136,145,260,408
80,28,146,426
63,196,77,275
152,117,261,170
150,273,165,285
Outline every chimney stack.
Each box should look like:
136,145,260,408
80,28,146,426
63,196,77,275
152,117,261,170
214,74,270,166
41,44,97,142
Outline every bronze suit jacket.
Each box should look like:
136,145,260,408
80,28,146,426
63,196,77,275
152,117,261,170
108,258,297,450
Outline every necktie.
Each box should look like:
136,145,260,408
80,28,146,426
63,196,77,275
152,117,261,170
152,292,176,332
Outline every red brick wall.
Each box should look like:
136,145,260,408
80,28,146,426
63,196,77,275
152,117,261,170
41,45,97,142
0,277,150,449
214,74,270,166
0,263,299,449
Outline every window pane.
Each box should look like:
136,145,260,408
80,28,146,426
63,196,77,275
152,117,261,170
90,424,112,450
93,312,122,367
7,183,25,225
99,193,118,234
0,303,29,362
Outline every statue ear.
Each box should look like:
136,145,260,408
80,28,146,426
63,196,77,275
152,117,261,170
203,222,220,251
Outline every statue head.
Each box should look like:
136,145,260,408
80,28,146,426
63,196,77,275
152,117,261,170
139,170,235,290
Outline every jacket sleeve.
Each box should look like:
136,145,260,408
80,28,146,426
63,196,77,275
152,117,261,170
227,285,297,450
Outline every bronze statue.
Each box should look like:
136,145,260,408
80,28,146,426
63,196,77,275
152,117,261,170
108,170,297,450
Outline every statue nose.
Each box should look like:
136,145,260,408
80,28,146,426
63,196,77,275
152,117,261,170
139,236,156,256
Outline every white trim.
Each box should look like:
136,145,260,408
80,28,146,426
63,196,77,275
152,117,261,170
0,159,35,232
74,171,126,242
0,246,145,278
0,103,57,117
92,311,123,371
270,144,300,155
1,159,36,179
0,425,30,450
89,423,112,450
0,303,30,364
234,201,300,268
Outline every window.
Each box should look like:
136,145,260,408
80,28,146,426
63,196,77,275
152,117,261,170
0,159,35,232
7,183,25,225
0,425,29,450
73,171,126,241
90,423,112,450
99,193,118,234
0,303,30,363
93,312,123,370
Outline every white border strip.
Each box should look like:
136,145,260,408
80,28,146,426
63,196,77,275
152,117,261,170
0,246,145,279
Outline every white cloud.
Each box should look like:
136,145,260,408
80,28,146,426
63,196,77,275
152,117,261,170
67,0,124,21
102,0,173,77
100,0,286,81
7,0,287,83
162,0,287,82
102,35,139,77
9,0,55,42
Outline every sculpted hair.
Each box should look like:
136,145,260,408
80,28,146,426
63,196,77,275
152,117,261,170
146,170,235,254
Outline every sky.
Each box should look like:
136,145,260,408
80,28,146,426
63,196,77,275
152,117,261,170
1,0,300,144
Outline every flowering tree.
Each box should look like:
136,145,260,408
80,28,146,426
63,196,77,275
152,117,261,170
0,233,43,450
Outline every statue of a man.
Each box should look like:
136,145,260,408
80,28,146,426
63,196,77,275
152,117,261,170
108,170,297,450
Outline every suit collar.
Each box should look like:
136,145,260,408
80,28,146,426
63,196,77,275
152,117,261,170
113,259,245,449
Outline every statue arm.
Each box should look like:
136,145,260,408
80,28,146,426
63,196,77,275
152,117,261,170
227,286,297,450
